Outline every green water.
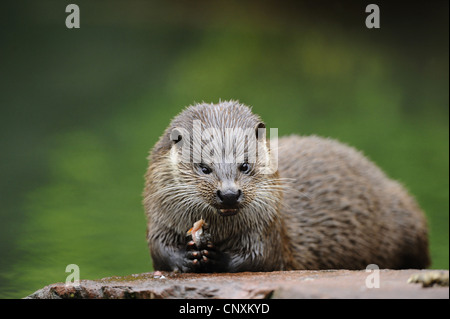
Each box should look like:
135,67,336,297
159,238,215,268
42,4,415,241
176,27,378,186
0,1,448,298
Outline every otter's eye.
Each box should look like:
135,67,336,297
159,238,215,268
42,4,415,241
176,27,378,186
239,163,251,174
199,164,212,175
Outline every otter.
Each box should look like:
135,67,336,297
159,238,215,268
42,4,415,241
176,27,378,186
144,101,430,272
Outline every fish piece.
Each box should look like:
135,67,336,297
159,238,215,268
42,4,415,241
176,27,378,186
186,218,207,246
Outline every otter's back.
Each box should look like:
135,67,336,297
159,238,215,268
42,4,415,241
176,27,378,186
277,135,430,269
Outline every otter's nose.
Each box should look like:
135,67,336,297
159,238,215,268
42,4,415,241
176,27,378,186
217,188,242,207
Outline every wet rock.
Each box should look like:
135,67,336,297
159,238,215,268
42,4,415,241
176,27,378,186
26,269,449,299
407,270,449,287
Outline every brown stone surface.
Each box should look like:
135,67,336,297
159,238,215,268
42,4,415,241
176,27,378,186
26,269,449,299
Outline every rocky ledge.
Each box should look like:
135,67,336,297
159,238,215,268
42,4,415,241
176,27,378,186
26,269,449,299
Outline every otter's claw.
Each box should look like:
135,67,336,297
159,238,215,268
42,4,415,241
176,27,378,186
184,239,217,272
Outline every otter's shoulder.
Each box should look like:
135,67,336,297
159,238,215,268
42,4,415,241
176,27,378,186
277,134,367,159
276,135,390,182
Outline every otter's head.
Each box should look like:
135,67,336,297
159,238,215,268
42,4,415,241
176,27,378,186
147,101,281,226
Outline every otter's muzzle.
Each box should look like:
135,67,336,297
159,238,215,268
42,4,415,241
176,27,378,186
216,186,242,216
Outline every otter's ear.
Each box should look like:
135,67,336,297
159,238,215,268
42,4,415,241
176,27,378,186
169,128,183,145
255,122,266,140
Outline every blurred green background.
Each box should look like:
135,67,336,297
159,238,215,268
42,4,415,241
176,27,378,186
0,0,448,298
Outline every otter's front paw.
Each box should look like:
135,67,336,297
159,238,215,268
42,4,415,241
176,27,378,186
184,239,218,272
